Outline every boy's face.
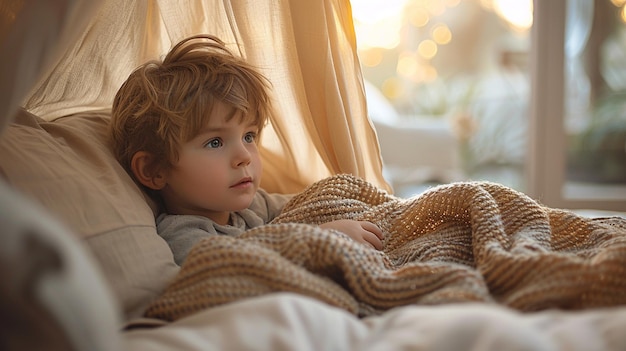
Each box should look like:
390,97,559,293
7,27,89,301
159,102,262,225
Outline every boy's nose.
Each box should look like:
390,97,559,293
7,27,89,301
232,143,252,167
236,156,251,167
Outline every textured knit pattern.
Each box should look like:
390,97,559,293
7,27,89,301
144,174,626,321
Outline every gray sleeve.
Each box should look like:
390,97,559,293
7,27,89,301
156,214,220,266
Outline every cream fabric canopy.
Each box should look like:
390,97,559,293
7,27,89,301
0,0,390,194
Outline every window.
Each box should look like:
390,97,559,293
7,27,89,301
530,0,626,210
355,0,626,211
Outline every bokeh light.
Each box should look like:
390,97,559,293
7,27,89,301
408,6,430,27
381,77,405,100
397,53,419,77
418,39,438,59
432,24,452,44
360,48,384,67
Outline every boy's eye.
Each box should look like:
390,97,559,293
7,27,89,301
243,132,257,143
204,138,222,148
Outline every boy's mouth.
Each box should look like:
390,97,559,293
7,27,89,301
231,177,253,188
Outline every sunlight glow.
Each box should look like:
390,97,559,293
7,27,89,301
611,0,626,7
352,0,408,49
493,0,533,31
352,0,535,73
351,0,408,24
354,20,403,50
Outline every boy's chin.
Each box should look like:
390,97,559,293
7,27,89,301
231,196,256,211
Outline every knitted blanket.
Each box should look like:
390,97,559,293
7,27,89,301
144,174,626,321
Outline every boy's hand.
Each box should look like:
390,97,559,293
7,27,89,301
319,220,384,250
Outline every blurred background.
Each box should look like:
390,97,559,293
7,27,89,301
353,0,626,211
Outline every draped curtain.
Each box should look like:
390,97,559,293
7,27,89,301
0,0,390,193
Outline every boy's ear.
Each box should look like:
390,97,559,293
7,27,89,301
130,151,167,190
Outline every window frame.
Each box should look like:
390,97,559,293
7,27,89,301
527,0,626,211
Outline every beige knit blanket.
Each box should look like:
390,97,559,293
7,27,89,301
144,174,626,321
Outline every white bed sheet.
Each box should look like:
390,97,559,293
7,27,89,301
123,293,626,351
124,293,369,351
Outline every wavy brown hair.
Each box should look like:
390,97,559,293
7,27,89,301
109,34,272,190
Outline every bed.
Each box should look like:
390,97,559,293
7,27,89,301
2,1,626,350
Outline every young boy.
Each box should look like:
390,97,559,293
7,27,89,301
109,34,383,265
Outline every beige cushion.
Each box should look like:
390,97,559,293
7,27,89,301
0,109,179,321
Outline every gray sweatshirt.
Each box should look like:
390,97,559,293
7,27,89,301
156,189,293,265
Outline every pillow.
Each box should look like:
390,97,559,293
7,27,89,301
0,108,180,322
0,180,123,350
